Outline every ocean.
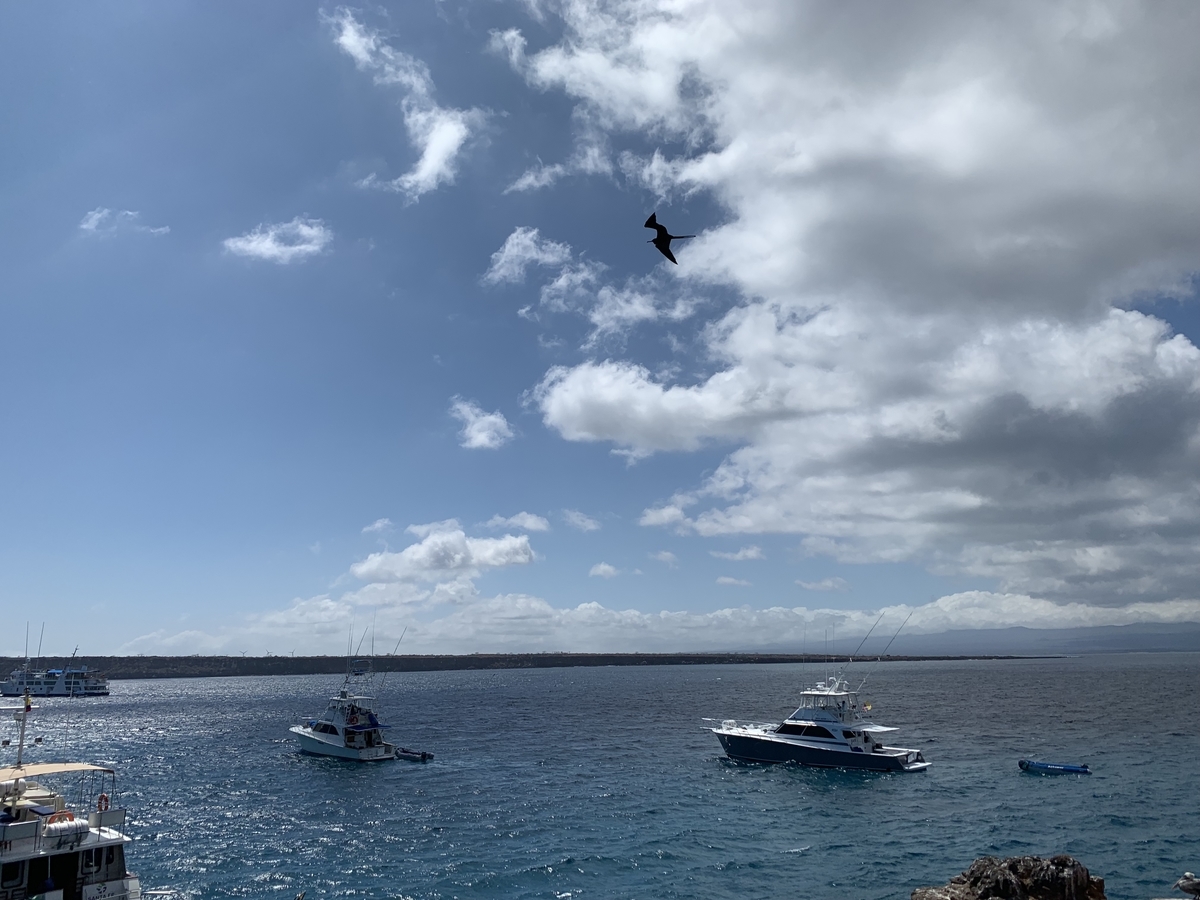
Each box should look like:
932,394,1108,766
10,653,1198,900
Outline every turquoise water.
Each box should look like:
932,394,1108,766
9,653,1198,899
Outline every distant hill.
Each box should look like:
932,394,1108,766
0,650,1019,680
0,622,1194,680
871,621,1200,656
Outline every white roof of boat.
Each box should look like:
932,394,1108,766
0,762,114,781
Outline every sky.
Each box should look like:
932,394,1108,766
3,1,1200,657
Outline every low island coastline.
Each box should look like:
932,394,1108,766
0,651,1044,681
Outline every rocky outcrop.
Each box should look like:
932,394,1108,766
912,855,1105,900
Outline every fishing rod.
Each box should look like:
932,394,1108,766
833,611,886,684
857,610,914,692
376,627,407,694
849,611,886,664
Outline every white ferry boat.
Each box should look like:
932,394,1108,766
290,660,432,763
1,696,142,900
711,674,930,772
2,664,109,698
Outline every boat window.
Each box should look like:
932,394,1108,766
1,860,24,888
775,723,837,739
842,731,856,740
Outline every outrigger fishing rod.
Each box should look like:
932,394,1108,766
376,626,407,694
856,610,914,692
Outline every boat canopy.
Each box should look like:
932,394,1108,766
0,761,115,781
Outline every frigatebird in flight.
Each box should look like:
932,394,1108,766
644,212,694,264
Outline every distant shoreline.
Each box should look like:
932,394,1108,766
0,651,1043,681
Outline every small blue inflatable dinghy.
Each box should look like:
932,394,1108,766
1018,758,1090,775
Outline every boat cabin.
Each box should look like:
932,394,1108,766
0,763,137,900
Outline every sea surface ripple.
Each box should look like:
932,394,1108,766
9,653,1198,900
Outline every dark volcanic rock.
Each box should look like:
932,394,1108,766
912,855,1105,900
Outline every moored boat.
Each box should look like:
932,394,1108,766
711,674,929,772
2,665,109,698
1018,759,1090,775
290,660,433,763
1,694,143,900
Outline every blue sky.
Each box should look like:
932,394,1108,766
3,2,1200,656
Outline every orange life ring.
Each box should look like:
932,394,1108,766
47,811,75,824
97,793,110,812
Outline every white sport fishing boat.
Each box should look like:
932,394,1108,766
290,660,432,763
711,674,930,772
1,694,143,900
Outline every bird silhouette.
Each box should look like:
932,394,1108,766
1175,873,1200,899
644,213,695,264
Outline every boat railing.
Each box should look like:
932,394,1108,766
0,809,127,859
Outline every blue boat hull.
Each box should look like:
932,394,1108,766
716,731,927,772
1018,758,1090,775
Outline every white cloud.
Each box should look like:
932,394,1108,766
483,227,573,284
223,217,332,264
483,227,696,347
563,509,600,531
716,576,750,586
362,518,393,534
330,10,483,201
449,397,514,449
79,208,169,236
118,587,1200,656
650,550,677,567
349,519,534,592
486,512,550,532
710,546,764,561
589,562,619,578
521,2,1200,610
797,577,849,592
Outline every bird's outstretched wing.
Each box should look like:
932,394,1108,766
653,240,678,264
644,212,658,229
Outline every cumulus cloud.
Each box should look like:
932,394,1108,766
797,577,849,592
329,10,484,201
486,512,550,531
79,208,169,236
716,576,750,587
223,217,332,264
351,520,533,585
563,509,600,531
589,562,619,578
521,2,1200,610
449,397,514,449
483,227,573,284
650,550,678,567
119,589,1200,656
362,518,393,534
710,546,764,561
483,226,697,345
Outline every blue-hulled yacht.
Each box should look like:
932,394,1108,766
711,674,929,772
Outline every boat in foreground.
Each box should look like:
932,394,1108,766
1018,759,1090,775
712,674,929,772
0,761,140,900
2,695,142,900
290,660,433,763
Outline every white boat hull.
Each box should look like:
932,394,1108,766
289,725,396,761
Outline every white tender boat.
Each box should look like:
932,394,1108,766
1,696,143,900
290,661,432,763
712,674,930,772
